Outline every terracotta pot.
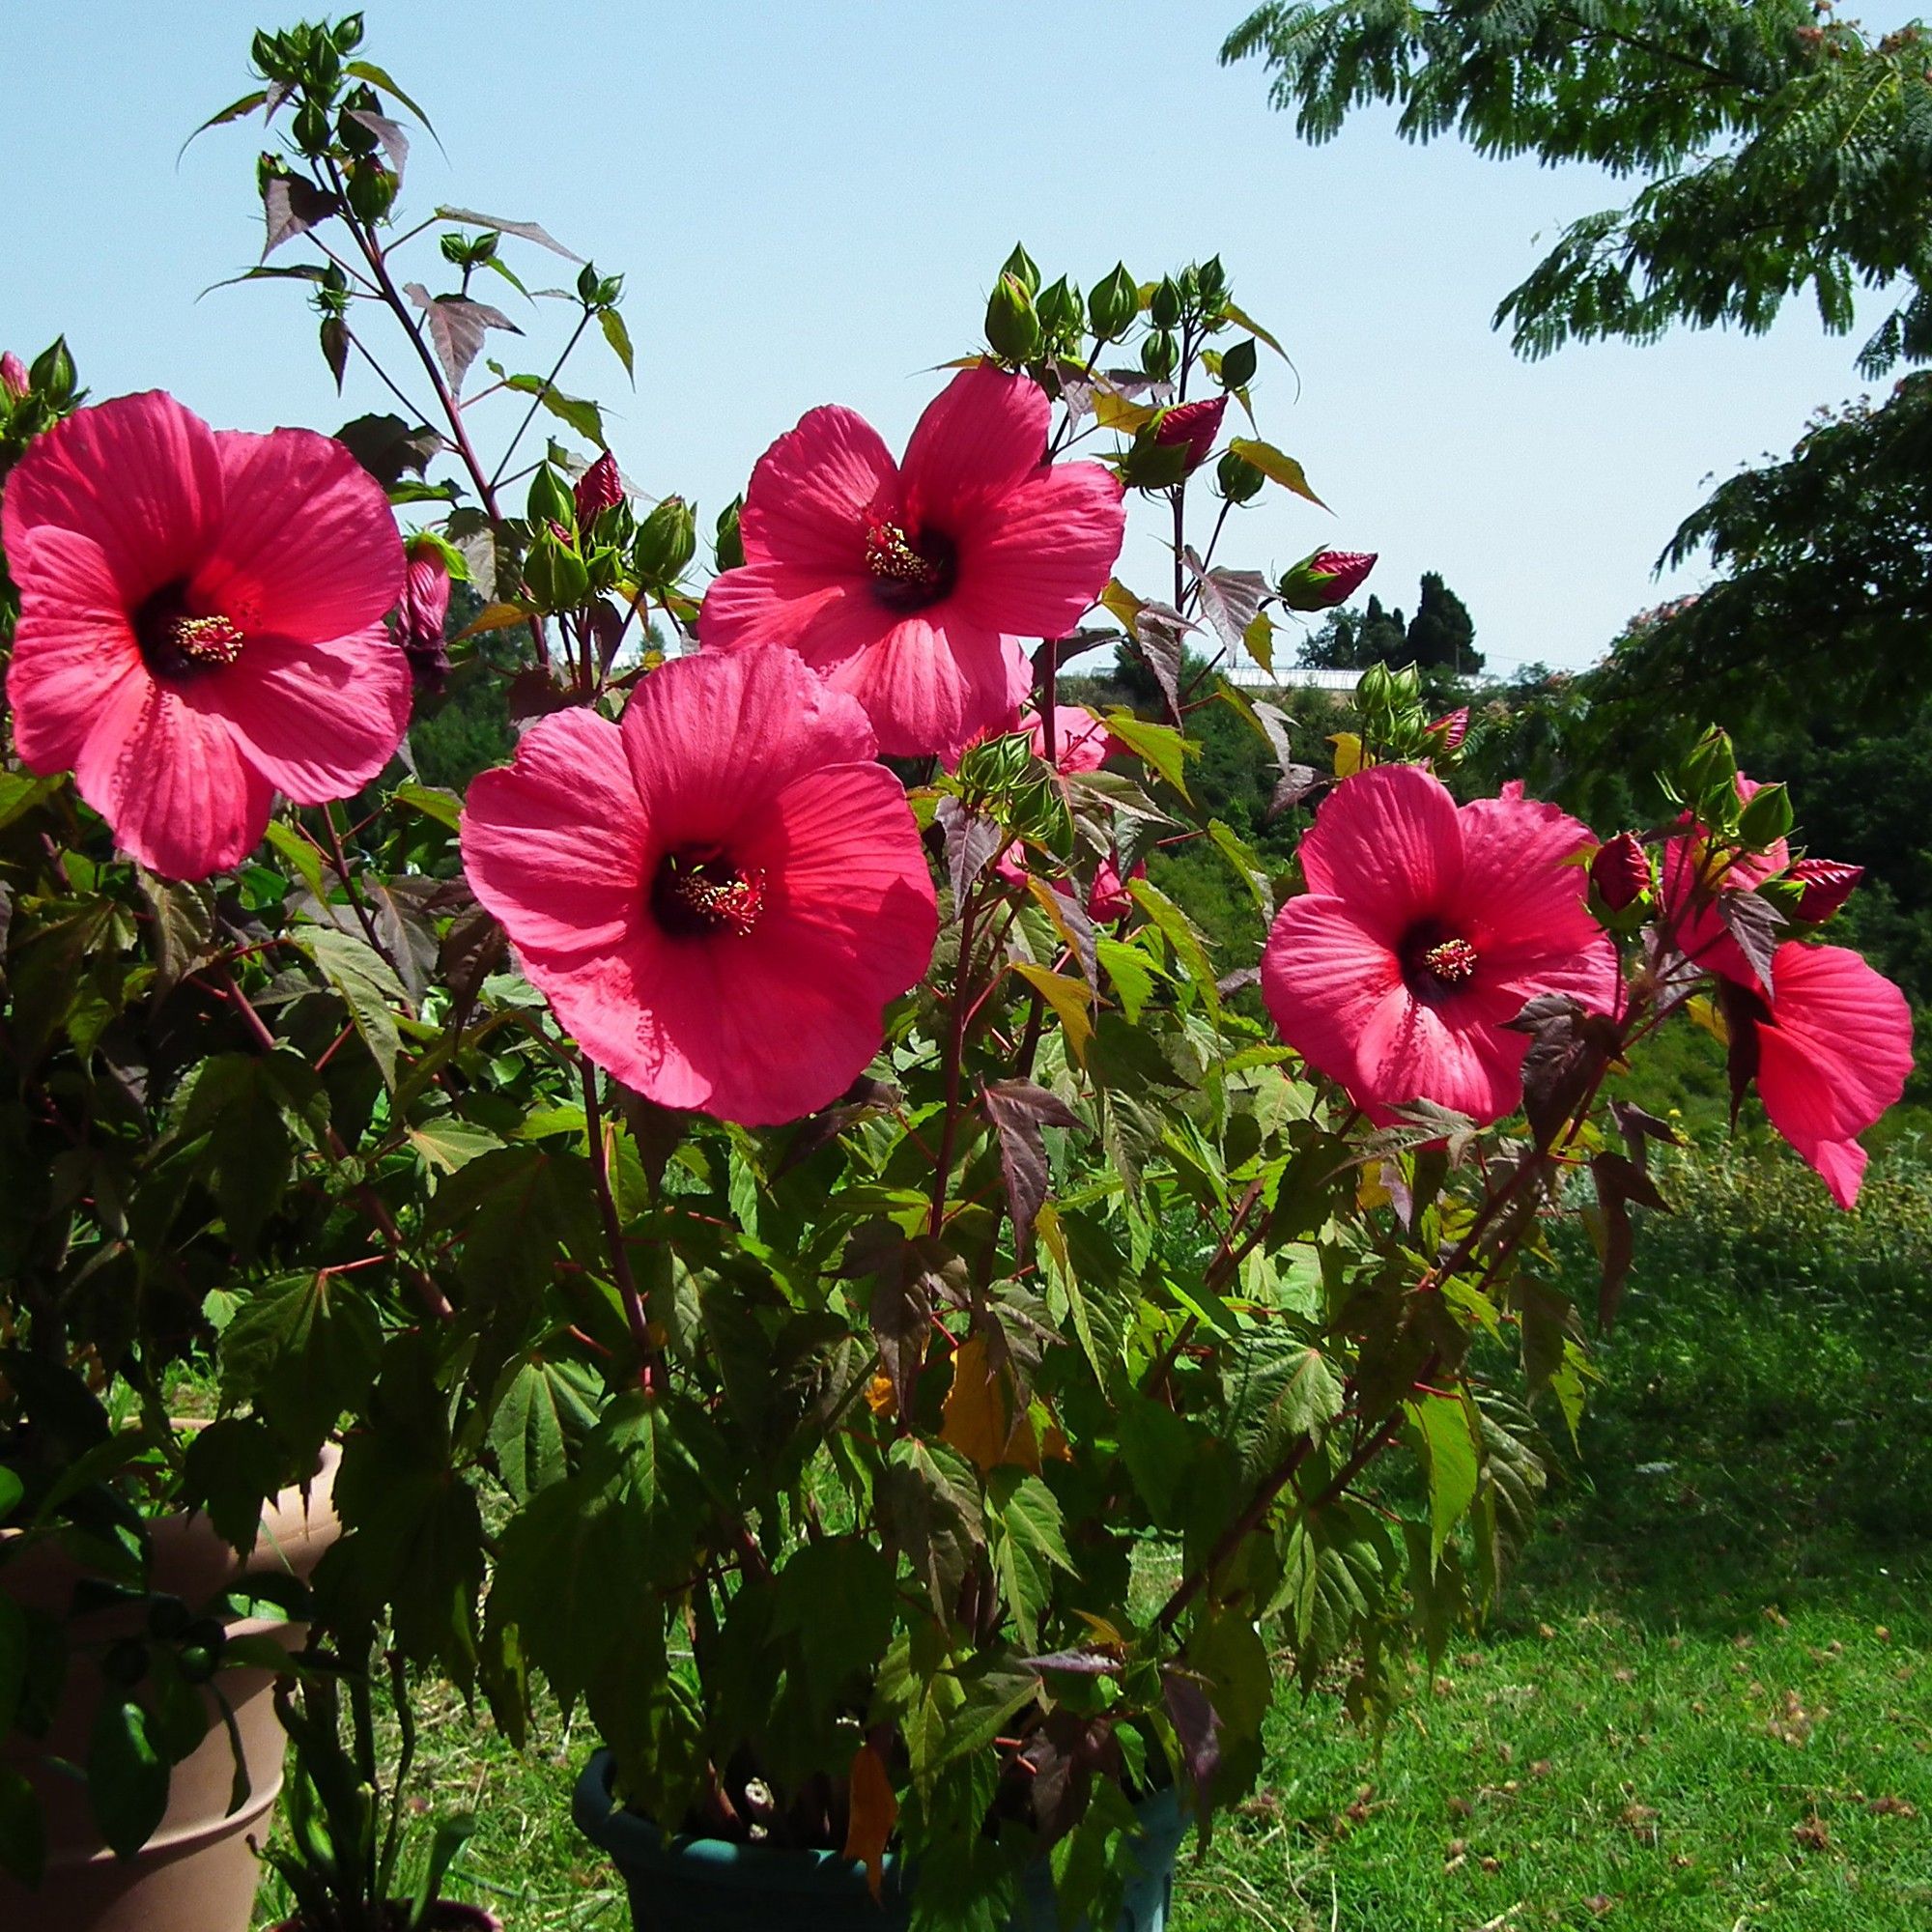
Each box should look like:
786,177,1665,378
0,1442,342,1932
270,1905,501,1931
573,1748,1184,1932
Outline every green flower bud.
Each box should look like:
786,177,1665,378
526,464,576,531
1197,255,1229,303
343,158,396,224
714,496,746,572
1737,780,1795,851
523,526,591,611
28,336,74,406
1087,263,1138,341
1149,277,1183,329
1000,242,1041,298
292,97,332,156
1140,329,1178,382
985,272,1042,364
1215,448,1264,503
634,496,697,586
1037,275,1083,340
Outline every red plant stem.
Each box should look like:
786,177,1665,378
927,883,982,1236
580,1059,665,1396
328,172,551,670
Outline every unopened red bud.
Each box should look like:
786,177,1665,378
0,352,26,400
574,451,622,528
1790,857,1861,923
1590,831,1650,911
1086,852,1145,923
397,536,452,692
1427,707,1469,752
1278,548,1377,611
1153,395,1227,474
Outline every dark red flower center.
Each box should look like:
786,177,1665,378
135,583,246,680
651,847,765,939
1400,924,1481,999
864,519,954,611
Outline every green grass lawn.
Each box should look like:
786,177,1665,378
253,1143,1932,1929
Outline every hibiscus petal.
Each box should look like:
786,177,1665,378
195,428,404,639
206,623,414,804
73,678,273,880
745,763,939,1006
1297,764,1461,941
1261,895,1404,1094
620,648,878,846
1355,991,1527,1126
826,612,1029,762
739,405,897,572
1755,941,1913,1205
698,561,891,670
899,367,1051,530
0,391,222,604
5,527,147,775
460,707,650,959
949,460,1125,638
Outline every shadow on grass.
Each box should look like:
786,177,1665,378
1505,1145,1932,1641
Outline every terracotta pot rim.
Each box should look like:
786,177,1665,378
266,1904,502,1932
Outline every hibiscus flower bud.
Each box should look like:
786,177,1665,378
574,451,623,529
1426,707,1469,753
985,272,1042,364
1216,448,1264,503
1087,852,1145,923
0,352,27,400
1153,395,1227,474
1088,263,1138,341
1590,832,1651,911
1791,857,1862,923
397,536,453,693
634,495,697,587
1737,780,1795,851
1277,548,1377,611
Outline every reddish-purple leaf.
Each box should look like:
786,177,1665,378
403,285,522,391
982,1080,1083,1249
1718,888,1783,994
262,176,339,256
346,108,410,175
437,207,582,262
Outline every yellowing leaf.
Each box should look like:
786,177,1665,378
865,1370,897,1419
1243,608,1275,675
1329,731,1365,779
1220,299,1290,362
941,1334,1008,1471
1098,578,1145,631
1356,1167,1392,1211
1011,960,1094,1064
456,600,532,640
842,1740,897,1903
1687,993,1729,1043
1227,437,1328,509
1094,389,1158,433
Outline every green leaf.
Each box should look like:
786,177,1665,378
1127,877,1221,1019
178,87,269,156
1242,607,1275,675
1208,818,1273,915
176,1052,329,1255
0,1467,22,1522
1219,299,1290,362
1100,710,1195,798
346,60,442,142
1408,1390,1481,1570
487,1360,590,1503
773,1539,896,1702
1226,1336,1345,1480
1227,438,1328,509
408,1116,504,1175
298,925,408,1088
987,1469,1074,1647
0,1595,25,1732
263,818,327,902
391,781,463,831
218,1269,383,1459
0,1765,44,1888
88,1695,169,1859
599,306,635,380
1094,936,1158,1025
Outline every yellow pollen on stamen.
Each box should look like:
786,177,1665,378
167,613,246,668
865,520,941,589
1422,937,1479,986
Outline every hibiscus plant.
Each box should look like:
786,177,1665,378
0,16,1913,1928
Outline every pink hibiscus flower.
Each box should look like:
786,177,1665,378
1657,772,1790,981
2,391,410,880
459,647,938,1125
1261,763,1619,1123
1720,941,1912,1209
699,366,1125,761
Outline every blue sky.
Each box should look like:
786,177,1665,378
0,1,1918,674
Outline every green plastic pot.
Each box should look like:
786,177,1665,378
573,1749,1183,1932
